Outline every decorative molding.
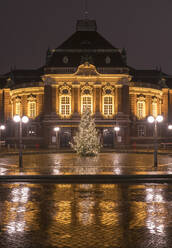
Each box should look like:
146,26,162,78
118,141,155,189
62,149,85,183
137,94,145,102
74,62,100,76
102,85,114,96
59,85,71,96
81,85,93,95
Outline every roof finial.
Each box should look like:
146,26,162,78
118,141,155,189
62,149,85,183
84,0,88,19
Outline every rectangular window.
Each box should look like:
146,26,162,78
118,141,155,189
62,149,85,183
137,101,145,119
137,125,145,137
60,96,71,116
16,102,21,116
82,96,92,113
29,102,36,118
103,96,113,116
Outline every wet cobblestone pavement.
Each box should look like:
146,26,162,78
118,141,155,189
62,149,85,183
0,153,172,175
0,182,172,248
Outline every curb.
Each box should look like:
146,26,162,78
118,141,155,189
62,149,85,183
1,174,172,183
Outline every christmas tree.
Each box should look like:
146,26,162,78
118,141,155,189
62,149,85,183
70,108,101,156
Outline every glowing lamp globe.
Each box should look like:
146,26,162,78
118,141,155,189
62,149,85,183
156,115,163,123
54,127,60,132
114,126,120,132
168,125,172,130
22,116,29,123
13,115,21,123
0,125,5,130
147,116,154,123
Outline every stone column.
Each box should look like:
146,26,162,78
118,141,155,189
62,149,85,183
168,89,172,122
116,86,123,113
0,90,3,121
44,85,52,115
3,89,11,120
51,85,57,114
162,88,169,120
94,87,101,117
122,85,129,114
22,95,27,116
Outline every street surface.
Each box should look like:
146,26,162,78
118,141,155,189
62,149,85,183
0,182,171,248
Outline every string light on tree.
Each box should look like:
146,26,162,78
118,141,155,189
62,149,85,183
70,107,101,156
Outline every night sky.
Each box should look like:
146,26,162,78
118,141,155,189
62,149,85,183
0,0,172,74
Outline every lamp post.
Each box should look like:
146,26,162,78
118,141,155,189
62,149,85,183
0,125,5,149
147,115,163,168
13,115,29,168
54,127,60,149
114,126,120,148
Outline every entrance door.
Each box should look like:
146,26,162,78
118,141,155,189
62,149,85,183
60,128,71,148
103,128,113,148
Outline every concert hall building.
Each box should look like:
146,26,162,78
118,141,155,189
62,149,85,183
0,19,172,148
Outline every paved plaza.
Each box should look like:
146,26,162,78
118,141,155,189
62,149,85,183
0,152,172,175
0,182,171,248
0,152,172,247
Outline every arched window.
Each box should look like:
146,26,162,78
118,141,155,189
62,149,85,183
137,95,146,119
103,96,113,116
102,86,114,117
60,96,71,116
81,86,93,114
59,86,71,117
15,96,21,116
16,102,21,116
28,101,36,118
137,101,145,119
27,95,37,118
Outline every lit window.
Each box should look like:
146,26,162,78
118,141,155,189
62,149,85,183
152,102,157,117
82,96,92,113
103,96,113,116
137,125,145,137
28,101,36,118
137,101,145,119
60,96,71,116
16,102,21,116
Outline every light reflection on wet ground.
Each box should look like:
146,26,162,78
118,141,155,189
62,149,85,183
0,183,172,248
0,153,172,175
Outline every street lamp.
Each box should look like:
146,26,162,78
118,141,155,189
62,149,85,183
0,125,5,149
168,125,172,130
114,126,120,148
54,127,60,149
147,115,163,168
13,115,29,168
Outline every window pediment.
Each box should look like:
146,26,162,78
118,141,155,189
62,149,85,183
81,86,93,95
102,85,114,96
59,86,71,96
137,94,145,102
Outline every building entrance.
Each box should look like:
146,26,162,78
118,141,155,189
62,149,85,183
60,128,71,148
103,128,114,148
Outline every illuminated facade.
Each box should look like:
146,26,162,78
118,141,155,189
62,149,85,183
0,19,172,148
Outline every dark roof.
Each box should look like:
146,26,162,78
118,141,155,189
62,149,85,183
45,19,126,69
129,68,172,88
57,31,116,50
2,69,43,88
